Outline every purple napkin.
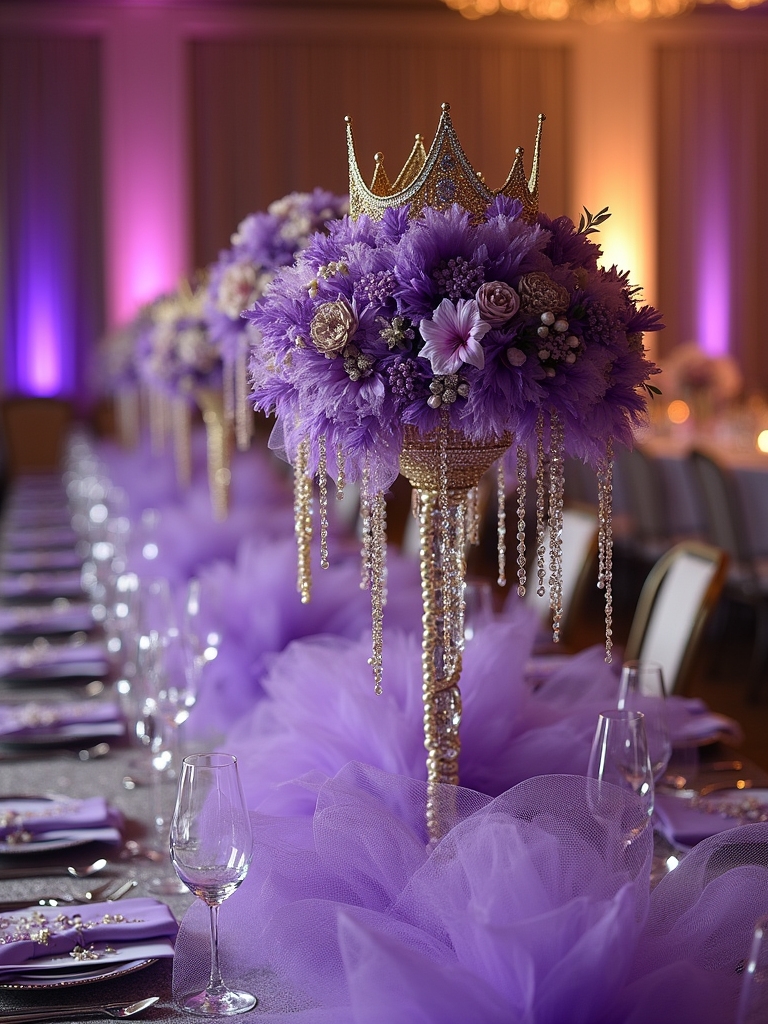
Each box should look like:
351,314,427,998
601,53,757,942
1,550,83,572
0,571,83,599
0,601,94,635
0,640,108,679
0,796,123,843
0,700,122,739
0,897,177,966
654,791,746,846
1,526,76,550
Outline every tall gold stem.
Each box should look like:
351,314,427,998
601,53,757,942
400,426,511,841
196,388,231,521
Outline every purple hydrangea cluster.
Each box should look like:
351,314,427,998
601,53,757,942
206,189,349,363
247,197,661,490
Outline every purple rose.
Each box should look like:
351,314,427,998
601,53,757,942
475,281,520,327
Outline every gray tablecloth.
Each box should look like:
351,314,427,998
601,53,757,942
0,745,197,1023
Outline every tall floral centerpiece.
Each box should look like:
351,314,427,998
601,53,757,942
248,107,661,837
207,190,349,450
137,282,230,519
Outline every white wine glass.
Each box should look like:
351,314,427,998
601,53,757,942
618,660,672,783
587,709,655,845
171,753,257,1016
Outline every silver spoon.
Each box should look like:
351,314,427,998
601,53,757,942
0,996,159,1023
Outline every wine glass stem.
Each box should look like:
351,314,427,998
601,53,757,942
207,902,226,994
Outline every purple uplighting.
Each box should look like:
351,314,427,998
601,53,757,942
696,160,730,358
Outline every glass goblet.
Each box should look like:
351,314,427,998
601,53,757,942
618,659,672,784
171,753,257,1016
587,709,655,845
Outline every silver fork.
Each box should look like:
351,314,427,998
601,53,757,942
0,877,136,912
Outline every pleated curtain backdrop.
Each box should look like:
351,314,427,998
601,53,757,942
189,37,571,268
657,43,768,391
0,34,104,404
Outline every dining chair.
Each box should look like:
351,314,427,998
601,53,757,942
689,448,768,700
624,539,728,695
525,505,599,649
613,445,674,564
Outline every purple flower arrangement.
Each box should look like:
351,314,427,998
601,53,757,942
247,197,662,490
136,286,222,397
207,189,349,364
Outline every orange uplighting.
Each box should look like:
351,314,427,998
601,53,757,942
667,400,691,425
756,430,768,454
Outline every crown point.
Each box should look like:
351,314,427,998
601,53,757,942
516,146,524,156
441,102,450,112
344,115,352,125
415,133,423,142
374,152,384,163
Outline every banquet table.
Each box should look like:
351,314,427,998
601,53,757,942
0,742,195,1023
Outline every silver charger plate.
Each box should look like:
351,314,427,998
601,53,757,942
0,958,156,989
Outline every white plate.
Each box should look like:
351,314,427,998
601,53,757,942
0,959,155,988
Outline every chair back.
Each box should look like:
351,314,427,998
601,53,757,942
526,506,598,643
615,446,670,549
625,540,727,694
689,448,751,564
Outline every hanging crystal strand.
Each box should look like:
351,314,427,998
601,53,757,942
335,446,346,501
496,461,507,587
597,439,615,663
360,460,372,591
367,490,387,695
548,413,565,643
294,438,313,604
318,435,329,570
516,445,528,597
465,486,480,546
234,338,253,452
172,395,192,488
223,354,236,430
535,412,548,599
149,387,166,456
437,411,454,672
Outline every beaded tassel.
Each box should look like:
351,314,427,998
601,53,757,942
516,445,528,597
335,446,346,501
367,490,387,694
535,412,548,599
172,395,192,488
360,461,372,591
294,438,313,604
548,412,565,643
318,435,329,569
466,486,480,546
496,461,507,587
597,438,614,663
235,341,253,452
223,355,236,428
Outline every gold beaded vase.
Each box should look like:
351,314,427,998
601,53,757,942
195,387,232,522
399,423,511,840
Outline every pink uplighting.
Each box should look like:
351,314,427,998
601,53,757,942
697,167,730,358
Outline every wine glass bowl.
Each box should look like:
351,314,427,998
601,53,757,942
587,709,655,845
171,752,256,1016
618,660,672,784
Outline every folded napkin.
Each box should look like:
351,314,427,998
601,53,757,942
2,526,76,550
0,897,177,968
0,700,123,739
1,549,83,572
3,507,72,528
0,601,94,636
0,795,123,845
0,571,83,599
654,791,749,846
0,640,108,679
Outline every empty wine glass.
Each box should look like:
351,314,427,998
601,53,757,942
618,660,672,783
587,709,655,845
737,914,768,1024
171,753,257,1016
183,577,223,696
